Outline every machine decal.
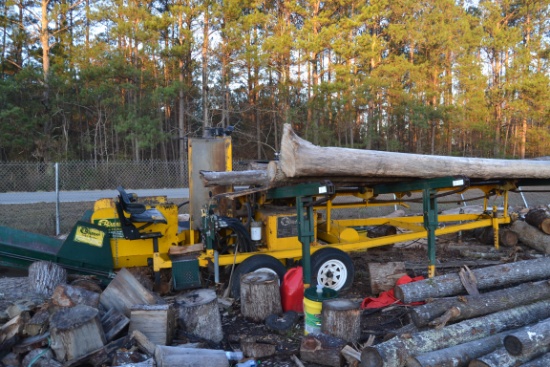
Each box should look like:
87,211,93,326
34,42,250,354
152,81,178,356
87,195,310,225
277,215,300,238
94,218,124,238
74,225,105,247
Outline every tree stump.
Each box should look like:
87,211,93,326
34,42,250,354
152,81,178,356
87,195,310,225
367,262,406,295
49,304,106,363
175,288,223,343
240,271,282,322
525,208,550,234
28,261,67,297
321,299,361,343
300,333,347,367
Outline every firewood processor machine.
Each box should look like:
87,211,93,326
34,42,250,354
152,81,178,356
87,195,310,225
1,129,548,295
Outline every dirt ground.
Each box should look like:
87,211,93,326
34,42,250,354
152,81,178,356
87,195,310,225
1,188,549,366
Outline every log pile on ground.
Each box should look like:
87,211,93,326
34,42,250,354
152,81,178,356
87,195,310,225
360,251,550,367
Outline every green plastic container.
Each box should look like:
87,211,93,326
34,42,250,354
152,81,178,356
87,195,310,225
303,286,338,335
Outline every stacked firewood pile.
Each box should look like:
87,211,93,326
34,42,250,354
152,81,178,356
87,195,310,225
0,264,249,367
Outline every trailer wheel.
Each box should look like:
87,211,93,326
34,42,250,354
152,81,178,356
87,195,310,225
310,248,354,292
230,254,287,299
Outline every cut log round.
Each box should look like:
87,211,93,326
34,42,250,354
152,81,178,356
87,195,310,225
240,271,282,322
300,333,347,367
321,299,362,343
28,261,67,297
175,288,223,343
473,227,518,247
49,304,106,363
405,332,509,367
395,257,550,303
503,317,550,356
410,280,550,328
154,345,229,367
279,123,550,180
525,208,550,234
359,299,550,367
511,220,550,254
368,262,406,295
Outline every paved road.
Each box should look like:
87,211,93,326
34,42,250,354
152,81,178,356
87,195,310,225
0,188,190,204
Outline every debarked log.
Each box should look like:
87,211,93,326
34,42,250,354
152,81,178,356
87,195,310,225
409,280,550,328
279,123,550,180
503,317,550,356
154,345,229,367
405,331,510,367
395,257,550,304
360,299,550,367
525,208,550,235
510,220,550,255
200,169,269,187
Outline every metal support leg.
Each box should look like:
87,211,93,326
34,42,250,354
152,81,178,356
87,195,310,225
152,236,161,286
423,188,438,278
297,196,315,288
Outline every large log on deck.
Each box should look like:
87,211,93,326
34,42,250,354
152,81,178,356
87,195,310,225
410,280,550,328
511,220,550,254
360,299,550,367
394,257,550,303
28,261,67,297
279,123,550,180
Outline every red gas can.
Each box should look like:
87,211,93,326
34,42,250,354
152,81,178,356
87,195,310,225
281,266,304,312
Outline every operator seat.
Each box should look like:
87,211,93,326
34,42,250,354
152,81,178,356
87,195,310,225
115,186,167,240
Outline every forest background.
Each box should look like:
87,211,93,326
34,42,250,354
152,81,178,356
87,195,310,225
1,0,550,164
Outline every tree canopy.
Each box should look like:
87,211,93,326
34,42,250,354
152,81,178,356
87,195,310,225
1,0,549,162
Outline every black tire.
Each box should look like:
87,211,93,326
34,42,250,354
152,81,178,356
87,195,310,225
310,247,354,292
230,254,287,299
265,311,299,333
